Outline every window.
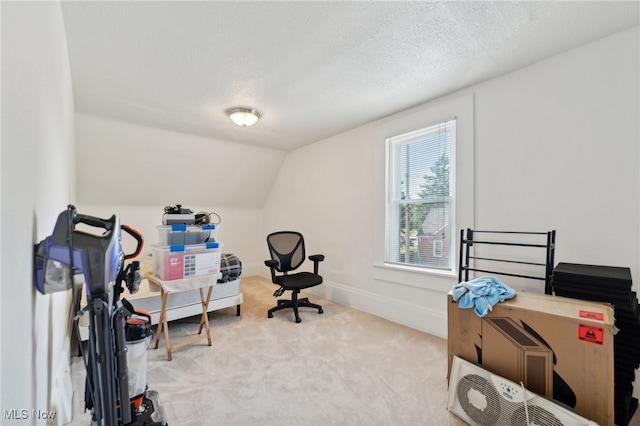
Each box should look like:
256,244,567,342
433,240,443,258
385,119,455,271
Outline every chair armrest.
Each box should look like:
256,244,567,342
264,259,279,282
264,259,279,268
308,254,324,274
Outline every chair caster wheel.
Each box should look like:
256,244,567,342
319,309,324,314
296,318,302,323
268,313,273,318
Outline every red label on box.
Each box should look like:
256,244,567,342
578,324,604,345
579,310,604,321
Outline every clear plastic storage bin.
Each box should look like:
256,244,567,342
156,224,216,246
152,242,222,281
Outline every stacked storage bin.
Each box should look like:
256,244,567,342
151,224,222,282
552,263,638,426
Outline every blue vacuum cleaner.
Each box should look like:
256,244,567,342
35,205,168,426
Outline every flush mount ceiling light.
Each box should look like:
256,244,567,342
226,107,261,127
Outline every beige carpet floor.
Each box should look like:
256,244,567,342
67,275,465,426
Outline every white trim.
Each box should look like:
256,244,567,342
374,262,457,280
309,279,448,339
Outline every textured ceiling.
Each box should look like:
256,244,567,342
61,1,639,151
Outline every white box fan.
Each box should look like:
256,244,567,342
447,356,599,426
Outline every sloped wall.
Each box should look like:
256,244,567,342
75,114,286,208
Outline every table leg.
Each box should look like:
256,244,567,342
154,289,166,350
197,286,213,346
148,276,216,360
159,289,173,361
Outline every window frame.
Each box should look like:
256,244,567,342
384,119,456,273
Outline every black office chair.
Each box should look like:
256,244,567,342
264,231,324,323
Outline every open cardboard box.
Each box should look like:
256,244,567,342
447,291,615,426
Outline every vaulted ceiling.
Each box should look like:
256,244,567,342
61,1,639,151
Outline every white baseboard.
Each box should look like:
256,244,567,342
308,280,447,339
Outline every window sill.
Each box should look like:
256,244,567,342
373,262,458,290
375,262,457,277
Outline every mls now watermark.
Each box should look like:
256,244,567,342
4,409,57,420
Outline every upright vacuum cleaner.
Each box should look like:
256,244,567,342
35,205,168,426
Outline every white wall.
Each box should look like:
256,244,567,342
263,26,639,340
474,27,639,278
1,2,76,424
75,114,286,208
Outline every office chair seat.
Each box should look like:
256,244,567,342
264,231,325,323
274,272,322,289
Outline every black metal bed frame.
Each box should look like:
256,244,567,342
458,229,556,294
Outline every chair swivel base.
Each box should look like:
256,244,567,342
268,297,323,323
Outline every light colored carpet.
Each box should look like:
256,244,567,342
67,276,465,426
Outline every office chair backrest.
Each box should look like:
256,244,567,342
267,231,306,273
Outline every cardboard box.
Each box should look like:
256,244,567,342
447,291,615,426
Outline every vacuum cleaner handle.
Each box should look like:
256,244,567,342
133,309,152,325
121,224,144,259
74,212,118,233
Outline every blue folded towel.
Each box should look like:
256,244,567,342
451,276,516,317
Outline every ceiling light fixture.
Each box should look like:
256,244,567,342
226,107,261,127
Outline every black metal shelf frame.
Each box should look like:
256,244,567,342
458,229,556,294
